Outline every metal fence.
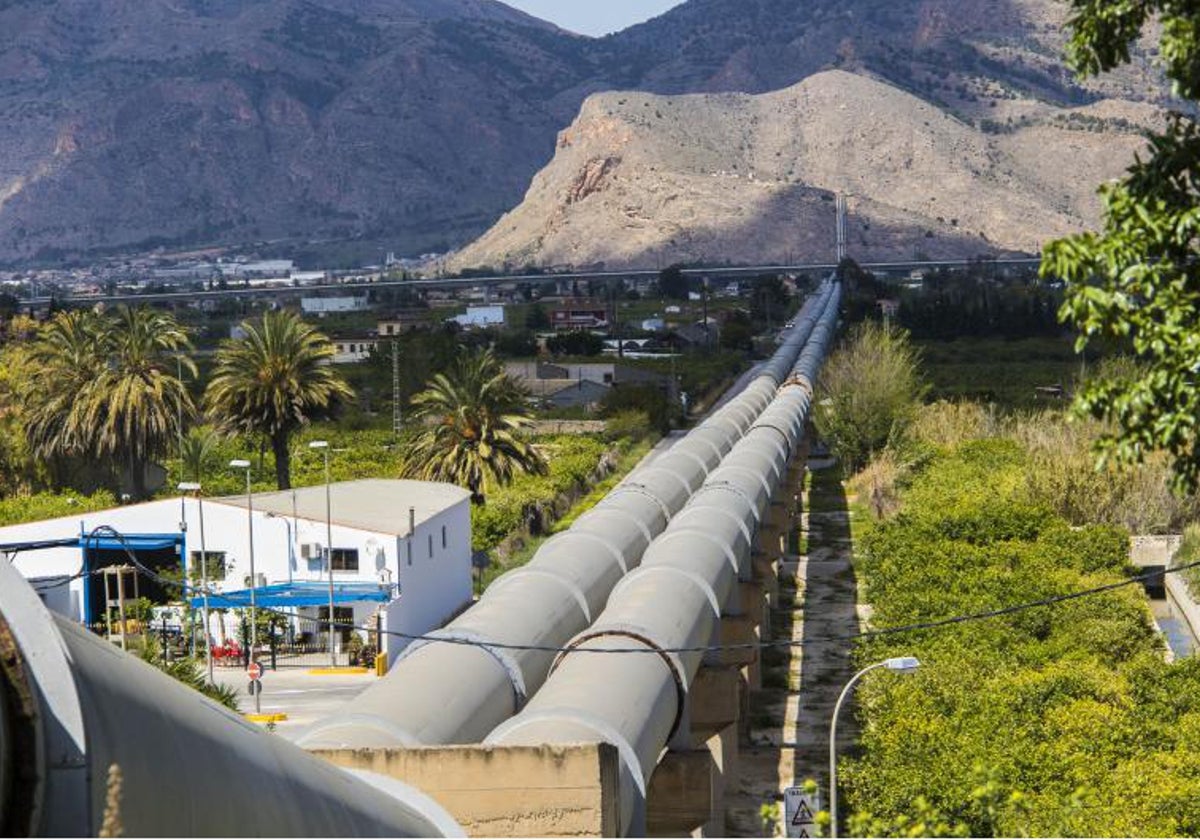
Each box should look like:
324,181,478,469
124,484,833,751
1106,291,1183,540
207,611,380,670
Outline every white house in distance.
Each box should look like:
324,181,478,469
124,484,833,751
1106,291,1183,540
450,305,505,329
301,296,370,315
1,479,472,667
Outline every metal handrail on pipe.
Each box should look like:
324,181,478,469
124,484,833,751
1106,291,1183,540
0,560,462,837
486,283,842,836
298,281,836,752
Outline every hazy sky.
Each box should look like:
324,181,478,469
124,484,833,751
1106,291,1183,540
502,1,686,36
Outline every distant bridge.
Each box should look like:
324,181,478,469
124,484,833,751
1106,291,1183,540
26,256,1041,308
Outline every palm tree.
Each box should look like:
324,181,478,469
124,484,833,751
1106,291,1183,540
204,310,353,489
180,426,221,484
25,307,194,497
83,307,196,498
25,309,107,464
405,347,545,503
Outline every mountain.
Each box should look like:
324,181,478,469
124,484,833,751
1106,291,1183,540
446,70,1161,270
0,0,1173,266
0,0,592,264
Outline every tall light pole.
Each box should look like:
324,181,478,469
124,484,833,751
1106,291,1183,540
829,656,920,837
309,440,336,668
229,459,260,714
178,481,212,685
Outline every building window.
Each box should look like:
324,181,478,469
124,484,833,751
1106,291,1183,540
190,550,227,581
442,525,447,549
330,548,359,572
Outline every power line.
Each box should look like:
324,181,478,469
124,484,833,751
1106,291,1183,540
73,525,1198,658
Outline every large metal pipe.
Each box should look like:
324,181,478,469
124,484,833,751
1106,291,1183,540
299,281,837,751
0,560,462,837
487,283,842,835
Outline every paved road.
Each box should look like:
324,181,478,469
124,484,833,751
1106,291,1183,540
221,667,376,741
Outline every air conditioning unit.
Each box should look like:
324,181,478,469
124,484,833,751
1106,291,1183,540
300,542,323,560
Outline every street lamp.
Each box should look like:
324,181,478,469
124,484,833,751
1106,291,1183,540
229,459,260,714
829,656,920,838
309,440,336,668
178,481,213,685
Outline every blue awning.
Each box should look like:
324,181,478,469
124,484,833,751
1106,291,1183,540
0,533,182,554
82,534,181,552
189,581,393,609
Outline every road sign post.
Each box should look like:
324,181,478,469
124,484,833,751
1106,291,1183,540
784,787,820,838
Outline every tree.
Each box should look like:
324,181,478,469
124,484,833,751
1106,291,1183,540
750,274,789,327
546,330,604,356
720,310,755,352
658,264,690,300
26,307,195,498
180,426,221,484
205,310,353,490
404,347,545,503
25,310,108,467
525,303,551,330
1043,3,1200,490
814,322,925,473
86,307,197,498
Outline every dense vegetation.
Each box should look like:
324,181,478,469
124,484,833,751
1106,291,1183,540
841,428,1200,836
1044,1,1200,492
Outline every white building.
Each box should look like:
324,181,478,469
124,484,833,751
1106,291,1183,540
331,337,381,364
450,305,505,329
302,296,370,315
2,479,472,666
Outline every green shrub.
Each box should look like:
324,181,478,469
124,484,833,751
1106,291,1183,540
843,437,1200,836
470,436,610,552
602,410,653,443
0,489,118,527
815,322,926,473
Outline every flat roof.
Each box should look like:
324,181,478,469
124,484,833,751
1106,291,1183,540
213,479,470,536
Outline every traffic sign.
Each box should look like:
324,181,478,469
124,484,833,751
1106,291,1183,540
784,787,819,838
247,661,263,681
248,679,262,696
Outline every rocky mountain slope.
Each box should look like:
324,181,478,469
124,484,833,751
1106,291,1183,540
0,0,1174,265
447,70,1162,270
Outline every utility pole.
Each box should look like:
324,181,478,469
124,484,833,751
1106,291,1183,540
391,339,402,436
835,192,848,263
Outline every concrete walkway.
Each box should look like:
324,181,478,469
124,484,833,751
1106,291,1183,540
727,458,862,836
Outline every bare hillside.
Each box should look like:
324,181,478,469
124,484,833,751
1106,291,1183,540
447,70,1160,270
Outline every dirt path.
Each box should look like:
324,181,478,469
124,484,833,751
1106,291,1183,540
727,458,862,836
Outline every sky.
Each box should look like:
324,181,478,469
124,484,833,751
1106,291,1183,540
502,0,686,37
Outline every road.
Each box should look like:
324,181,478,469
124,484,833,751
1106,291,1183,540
221,667,376,741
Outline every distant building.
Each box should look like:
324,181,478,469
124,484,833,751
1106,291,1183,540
2,479,472,666
552,300,608,331
302,296,369,315
450,305,505,329
544,379,610,411
219,260,295,278
331,337,381,364
504,361,670,400
377,311,432,335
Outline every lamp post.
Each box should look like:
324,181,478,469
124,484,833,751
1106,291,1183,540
178,481,213,685
229,459,259,714
264,512,295,585
829,656,920,838
309,440,336,668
